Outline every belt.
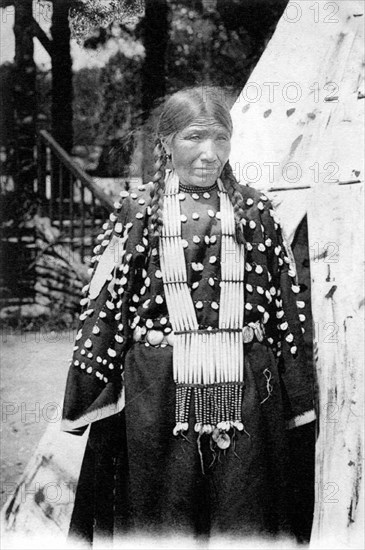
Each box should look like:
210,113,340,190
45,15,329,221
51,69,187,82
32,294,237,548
133,321,265,347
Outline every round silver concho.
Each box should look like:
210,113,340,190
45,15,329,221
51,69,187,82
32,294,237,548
212,429,231,449
242,325,254,344
165,332,175,346
146,330,164,346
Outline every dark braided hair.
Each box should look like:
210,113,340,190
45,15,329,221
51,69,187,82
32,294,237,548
149,87,246,244
221,161,247,244
149,138,166,248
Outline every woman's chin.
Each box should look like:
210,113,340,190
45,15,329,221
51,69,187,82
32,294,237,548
188,173,218,188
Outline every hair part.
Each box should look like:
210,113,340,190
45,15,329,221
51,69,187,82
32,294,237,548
157,86,233,146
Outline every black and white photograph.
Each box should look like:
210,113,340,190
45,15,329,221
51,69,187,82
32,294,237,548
0,1,364,549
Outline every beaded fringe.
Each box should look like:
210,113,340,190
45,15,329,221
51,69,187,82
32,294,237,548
173,331,245,436
161,171,246,445
175,384,244,433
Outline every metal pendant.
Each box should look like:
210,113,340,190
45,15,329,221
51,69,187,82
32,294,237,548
216,432,231,450
212,427,220,443
165,332,175,346
242,325,254,343
253,321,264,342
146,330,164,346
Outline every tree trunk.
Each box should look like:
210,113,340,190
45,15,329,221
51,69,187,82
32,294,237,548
50,0,73,200
51,0,73,154
141,0,168,120
141,0,168,181
13,0,37,200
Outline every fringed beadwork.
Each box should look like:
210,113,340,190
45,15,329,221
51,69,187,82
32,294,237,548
161,171,246,446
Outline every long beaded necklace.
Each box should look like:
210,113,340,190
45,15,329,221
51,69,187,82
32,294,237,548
160,170,246,447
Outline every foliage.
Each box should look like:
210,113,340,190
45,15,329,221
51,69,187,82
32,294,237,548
69,0,144,44
69,1,288,176
73,67,104,146
36,69,52,129
166,3,251,97
1,0,288,176
95,48,143,175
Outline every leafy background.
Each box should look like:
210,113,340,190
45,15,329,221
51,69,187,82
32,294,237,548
0,0,288,179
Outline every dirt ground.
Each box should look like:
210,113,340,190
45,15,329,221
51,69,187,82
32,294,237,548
0,329,75,508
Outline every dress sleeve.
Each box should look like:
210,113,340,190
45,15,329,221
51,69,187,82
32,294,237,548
61,192,145,434
260,199,316,429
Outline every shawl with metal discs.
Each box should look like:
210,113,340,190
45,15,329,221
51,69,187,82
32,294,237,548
61,179,315,435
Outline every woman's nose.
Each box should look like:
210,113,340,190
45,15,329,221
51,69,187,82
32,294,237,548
200,140,218,161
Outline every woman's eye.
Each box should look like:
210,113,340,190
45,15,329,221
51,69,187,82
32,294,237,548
188,135,200,141
217,135,229,141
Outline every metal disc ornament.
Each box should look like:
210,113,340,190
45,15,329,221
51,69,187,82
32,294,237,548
212,427,220,443
242,326,254,343
253,322,264,342
165,332,175,346
146,330,164,346
216,432,231,449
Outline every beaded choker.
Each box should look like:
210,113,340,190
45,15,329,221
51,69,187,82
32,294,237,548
179,181,218,194
160,170,246,449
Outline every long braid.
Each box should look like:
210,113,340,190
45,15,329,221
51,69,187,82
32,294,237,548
221,161,247,244
149,138,166,249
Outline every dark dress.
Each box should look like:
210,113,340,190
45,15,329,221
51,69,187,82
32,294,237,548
62,181,315,547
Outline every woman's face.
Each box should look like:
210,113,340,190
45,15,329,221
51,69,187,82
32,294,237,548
165,119,231,188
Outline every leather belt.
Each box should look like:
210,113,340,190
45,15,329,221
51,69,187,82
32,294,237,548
133,321,265,347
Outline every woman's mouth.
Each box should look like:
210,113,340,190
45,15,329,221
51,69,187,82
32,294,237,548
195,167,218,174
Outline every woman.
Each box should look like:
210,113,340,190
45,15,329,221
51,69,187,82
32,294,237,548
62,87,315,547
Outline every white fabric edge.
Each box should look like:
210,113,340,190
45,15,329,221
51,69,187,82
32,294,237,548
287,409,316,430
60,387,125,432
